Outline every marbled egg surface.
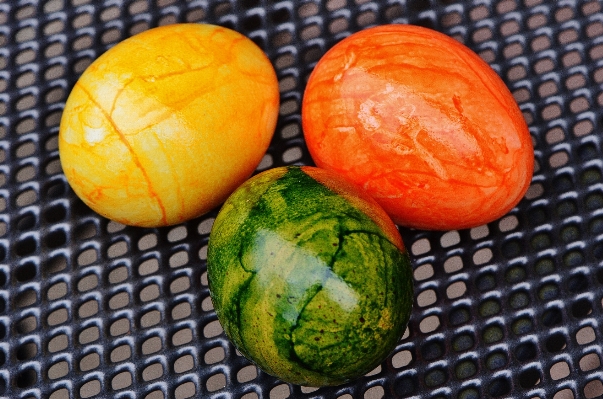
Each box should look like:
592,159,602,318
59,23,279,227
207,166,414,386
302,24,534,230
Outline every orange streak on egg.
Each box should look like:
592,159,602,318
76,81,169,226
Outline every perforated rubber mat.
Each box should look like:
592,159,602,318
2,0,603,398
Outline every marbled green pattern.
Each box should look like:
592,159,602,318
207,166,413,386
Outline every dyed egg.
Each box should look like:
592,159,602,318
207,166,413,386
302,24,534,230
59,23,279,227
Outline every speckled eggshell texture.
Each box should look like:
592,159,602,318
302,24,534,230
207,166,414,387
59,23,280,227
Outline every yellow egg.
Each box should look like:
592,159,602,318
59,23,280,227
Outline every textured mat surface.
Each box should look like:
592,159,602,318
2,0,603,398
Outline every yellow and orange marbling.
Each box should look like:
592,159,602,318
59,23,280,227
302,24,534,230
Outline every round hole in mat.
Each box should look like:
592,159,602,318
479,298,501,317
528,205,549,225
78,274,99,292
16,212,36,231
74,221,97,241
535,257,555,275
452,332,475,352
584,379,603,399
15,261,36,282
449,304,472,326
79,352,100,372
556,198,577,216
204,346,225,364
546,332,567,352
421,339,444,360
237,365,257,383
111,370,133,390
564,249,585,267
142,335,163,355
567,273,589,293
486,351,508,370
580,353,601,371
542,307,563,327
509,290,530,309
531,231,552,250
44,203,66,222
15,288,37,308
577,139,599,162
512,316,534,336
16,341,37,360
515,341,538,362
110,344,131,363
44,254,67,274
206,373,226,392
414,264,434,280
108,290,130,310
16,316,38,339
80,379,101,398
391,350,413,369
488,377,512,397
174,380,196,398
572,298,593,318
46,361,69,380
417,289,437,307
394,374,417,396
419,315,441,333
14,236,37,257
501,238,523,258
44,229,66,248
576,326,597,345
48,333,69,353
519,367,541,388
144,390,164,399
476,272,497,291
482,324,504,344
110,318,130,337
590,217,603,235
174,354,195,373
79,326,99,345
455,359,478,379
457,387,481,399
15,368,37,388
424,367,448,387
586,191,603,211
550,361,570,380
538,282,560,301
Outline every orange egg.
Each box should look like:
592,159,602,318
302,24,534,231
59,23,279,227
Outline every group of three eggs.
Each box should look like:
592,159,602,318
58,23,533,386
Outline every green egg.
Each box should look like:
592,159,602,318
207,166,413,386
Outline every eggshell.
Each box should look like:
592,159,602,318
207,166,413,386
302,24,534,230
59,23,279,227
